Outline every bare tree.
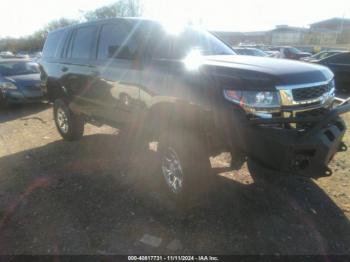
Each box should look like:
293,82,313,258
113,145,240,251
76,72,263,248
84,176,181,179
84,0,143,21
0,1,142,53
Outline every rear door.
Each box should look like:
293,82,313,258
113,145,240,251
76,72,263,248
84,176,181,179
39,29,69,97
60,25,99,115
88,21,143,125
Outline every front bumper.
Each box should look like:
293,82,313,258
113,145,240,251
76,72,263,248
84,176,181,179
237,101,350,178
1,89,45,104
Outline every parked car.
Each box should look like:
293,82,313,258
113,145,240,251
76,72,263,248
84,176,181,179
301,50,347,62
30,51,42,60
269,46,311,60
262,49,280,58
15,51,30,59
0,51,15,59
295,46,315,54
0,59,44,106
310,52,350,92
239,45,280,58
39,18,349,208
232,47,269,57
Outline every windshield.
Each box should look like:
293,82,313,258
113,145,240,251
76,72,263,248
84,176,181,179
153,27,235,60
243,49,267,56
287,47,302,54
0,61,40,76
311,51,339,60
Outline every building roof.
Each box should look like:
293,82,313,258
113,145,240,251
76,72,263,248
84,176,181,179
243,31,267,36
271,25,308,32
211,31,243,36
310,17,350,27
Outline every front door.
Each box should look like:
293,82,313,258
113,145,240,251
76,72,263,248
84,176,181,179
88,22,143,126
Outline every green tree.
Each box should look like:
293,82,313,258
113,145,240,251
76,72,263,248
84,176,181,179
44,18,79,34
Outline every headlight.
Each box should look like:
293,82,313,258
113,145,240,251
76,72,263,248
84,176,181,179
329,79,335,90
223,89,281,113
0,82,17,90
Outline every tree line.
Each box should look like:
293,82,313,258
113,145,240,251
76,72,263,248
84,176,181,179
0,0,142,53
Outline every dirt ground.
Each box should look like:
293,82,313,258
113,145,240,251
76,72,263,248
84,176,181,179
0,103,350,255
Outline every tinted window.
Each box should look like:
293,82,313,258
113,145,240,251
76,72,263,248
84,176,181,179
98,23,138,60
42,30,65,58
311,51,334,60
71,26,96,60
286,47,302,54
326,53,350,64
152,27,235,60
236,49,267,57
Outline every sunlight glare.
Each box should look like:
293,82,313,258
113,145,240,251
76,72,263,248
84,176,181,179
160,19,187,35
183,49,204,71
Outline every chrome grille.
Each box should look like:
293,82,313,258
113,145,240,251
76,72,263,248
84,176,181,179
292,84,331,101
277,80,335,107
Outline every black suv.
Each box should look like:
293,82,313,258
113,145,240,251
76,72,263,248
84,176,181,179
39,18,350,205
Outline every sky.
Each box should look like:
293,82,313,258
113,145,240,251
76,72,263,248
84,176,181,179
1,0,350,38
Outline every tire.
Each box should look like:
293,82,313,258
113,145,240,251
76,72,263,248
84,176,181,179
0,94,12,109
247,157,278,184
156,129,213,212
230,149,246,170
53,99,84,141
0,100,9,109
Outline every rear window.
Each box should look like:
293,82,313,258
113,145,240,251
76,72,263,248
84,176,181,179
42,30,66,58
0,61,40,76
71,26,96,60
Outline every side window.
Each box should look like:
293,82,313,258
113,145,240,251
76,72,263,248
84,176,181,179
71,26,96,60
335,53,350,64
42,30,65,58
152,35,183,60
98,23,138,60
326,53,350,64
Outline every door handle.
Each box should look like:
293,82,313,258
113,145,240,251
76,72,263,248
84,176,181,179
61,66,68,72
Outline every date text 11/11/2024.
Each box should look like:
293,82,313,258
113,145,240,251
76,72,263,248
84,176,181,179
127,255,220,261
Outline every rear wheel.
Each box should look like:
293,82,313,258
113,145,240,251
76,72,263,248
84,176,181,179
53,99,84,141
0,94,12,109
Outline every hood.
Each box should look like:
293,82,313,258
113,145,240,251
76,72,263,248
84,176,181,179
3,74,40,89
297,52,312,57
199,55,333,90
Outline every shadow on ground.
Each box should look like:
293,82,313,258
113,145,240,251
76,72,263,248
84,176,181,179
0,132,349,255
0,103,51,124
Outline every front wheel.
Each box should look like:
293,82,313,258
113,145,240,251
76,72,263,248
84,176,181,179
53,99,84,141
157,129,213,211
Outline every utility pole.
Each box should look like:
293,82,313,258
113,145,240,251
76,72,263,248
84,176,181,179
337,13,345,44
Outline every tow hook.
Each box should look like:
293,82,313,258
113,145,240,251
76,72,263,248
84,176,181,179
338,142,348,152
293,154,311,171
